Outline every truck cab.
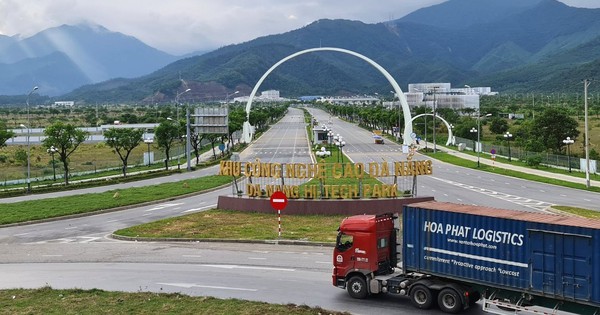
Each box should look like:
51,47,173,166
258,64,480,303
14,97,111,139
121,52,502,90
332,213,397,292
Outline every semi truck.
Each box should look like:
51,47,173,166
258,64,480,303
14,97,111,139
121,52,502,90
332,201,600,314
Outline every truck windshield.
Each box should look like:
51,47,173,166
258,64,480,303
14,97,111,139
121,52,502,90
336,232,353,252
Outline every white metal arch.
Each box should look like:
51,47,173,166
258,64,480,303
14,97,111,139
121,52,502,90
411,113,454,146
242,47,413,146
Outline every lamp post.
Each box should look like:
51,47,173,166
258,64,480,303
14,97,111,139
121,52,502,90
225,90,240,103
432,86,438,153
504,132,513,162
474,112,492,168
175,88,191,122
328,130,334,149
333,134,339,162
563,136,574,172
24,86,38,193
144,138,154,167
469,126,478,157
337,136,346,163
46,146,57,181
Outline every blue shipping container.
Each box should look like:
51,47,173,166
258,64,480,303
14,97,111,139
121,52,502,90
403,201,600,306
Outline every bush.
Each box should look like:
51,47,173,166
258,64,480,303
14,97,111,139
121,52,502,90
526,155,542,168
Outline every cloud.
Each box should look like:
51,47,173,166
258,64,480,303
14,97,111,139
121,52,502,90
1,0,598,55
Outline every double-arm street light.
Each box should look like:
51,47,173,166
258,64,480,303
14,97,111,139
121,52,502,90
504,132,513,162
563,136,574,172
469,127,478,153
46,146,58,181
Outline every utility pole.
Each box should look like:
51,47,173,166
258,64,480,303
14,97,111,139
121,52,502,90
432,86,438,153
584,79,591,188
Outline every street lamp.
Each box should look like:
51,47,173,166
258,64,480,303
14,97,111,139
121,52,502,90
432,86,438,153
336,136,346,163
563,136,574,172
23,86,38,193
20,123,31,191
225,90,240,103
175,88,191,122
46,146,57,181
474,112,492,167
504,132,513,162
144,138,154,167
469,127,478,155
328,130,334,149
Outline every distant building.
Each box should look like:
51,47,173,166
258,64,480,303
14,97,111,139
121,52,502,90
397,83,496,110
317,95,379,105
233,90,291,103
54,101,75,107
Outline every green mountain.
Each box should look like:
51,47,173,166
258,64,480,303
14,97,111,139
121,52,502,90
62,0,600,103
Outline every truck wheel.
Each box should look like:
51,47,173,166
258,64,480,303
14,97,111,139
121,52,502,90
347,276,368,299
438,288,462,314
410,284,434,309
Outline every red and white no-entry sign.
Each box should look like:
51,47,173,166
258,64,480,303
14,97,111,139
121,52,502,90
270,191,288,211
270,191,288,238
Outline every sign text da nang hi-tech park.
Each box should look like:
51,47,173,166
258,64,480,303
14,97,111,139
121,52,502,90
218,160,433,199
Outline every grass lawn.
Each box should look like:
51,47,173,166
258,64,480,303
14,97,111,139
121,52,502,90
0,175,232,225
115,209,345,243
424,151,600,193
0,287,348,315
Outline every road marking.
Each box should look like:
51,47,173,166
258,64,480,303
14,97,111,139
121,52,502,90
42,254,63,257
182,255,203,258
248,257,266,260
146,203,185,212
64,226,78,230
182,204,216,213
13,232,31,236
431,176,554,213
106,219,119,223
200,264,295,272
315,261,331,264
157,283,257,291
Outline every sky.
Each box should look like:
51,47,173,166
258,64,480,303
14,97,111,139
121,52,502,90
1,0,599,55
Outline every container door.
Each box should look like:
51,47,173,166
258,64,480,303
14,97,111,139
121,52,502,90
561,234,591,300
530,231,591,300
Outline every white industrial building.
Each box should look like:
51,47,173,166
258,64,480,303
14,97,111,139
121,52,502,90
385,83,496,110
233,90,291,103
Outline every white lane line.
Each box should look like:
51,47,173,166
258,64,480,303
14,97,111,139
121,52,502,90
146,203,185,212
315,261,331,264
157,283,257,291
182,255,203,258
42,255,63,257
106,219,119,223
64,226,78,230
248,257,266,260
13,232,31,236
182,204,216,213
200,264,295,272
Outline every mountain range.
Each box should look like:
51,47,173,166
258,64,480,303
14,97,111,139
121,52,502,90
0,24,179,96
3,0,600,102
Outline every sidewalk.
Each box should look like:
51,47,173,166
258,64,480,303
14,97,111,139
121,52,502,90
426,142,600,188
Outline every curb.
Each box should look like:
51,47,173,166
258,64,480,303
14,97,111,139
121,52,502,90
110,233,335,247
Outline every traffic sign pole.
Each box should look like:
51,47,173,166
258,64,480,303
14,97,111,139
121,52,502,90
270,191,288,239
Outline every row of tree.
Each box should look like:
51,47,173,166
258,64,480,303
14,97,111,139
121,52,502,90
0,103,289,186
321,102,581,155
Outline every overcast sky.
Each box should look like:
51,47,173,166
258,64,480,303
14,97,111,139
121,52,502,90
1,0,599,55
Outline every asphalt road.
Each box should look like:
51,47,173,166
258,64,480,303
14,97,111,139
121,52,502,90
1,106,599,314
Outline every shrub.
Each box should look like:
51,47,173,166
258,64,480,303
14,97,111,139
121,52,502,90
526,155,542,168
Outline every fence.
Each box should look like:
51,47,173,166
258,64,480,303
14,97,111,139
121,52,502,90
454,136,596,173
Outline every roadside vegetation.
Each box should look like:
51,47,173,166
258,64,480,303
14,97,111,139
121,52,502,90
0,286,348,315
0,175,231,225
115,209,344,243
